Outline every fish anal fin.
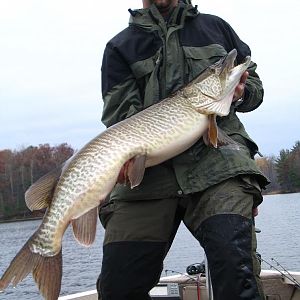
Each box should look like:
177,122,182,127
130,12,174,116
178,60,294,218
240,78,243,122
25,166,63,211
71,207,98,246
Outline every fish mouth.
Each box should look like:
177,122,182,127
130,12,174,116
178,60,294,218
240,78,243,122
217,49,251,100
220,49,237,73
209,49,238,76
182,49,252,117
192,49,252,116
229,55,251,77
219,49,251,77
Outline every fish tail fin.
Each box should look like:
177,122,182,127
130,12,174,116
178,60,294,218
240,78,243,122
0,241,38,291
33,250,62,300
0,239,62,300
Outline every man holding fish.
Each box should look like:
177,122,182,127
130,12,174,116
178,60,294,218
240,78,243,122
97,0,269,299
0,0,270,299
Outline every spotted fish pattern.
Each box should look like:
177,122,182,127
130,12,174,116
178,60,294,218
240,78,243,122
0,49,251,300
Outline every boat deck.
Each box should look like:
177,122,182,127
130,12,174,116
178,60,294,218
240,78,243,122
58,270,300,300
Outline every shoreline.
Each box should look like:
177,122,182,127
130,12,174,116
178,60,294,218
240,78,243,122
1,191,299,224
0,216,42,224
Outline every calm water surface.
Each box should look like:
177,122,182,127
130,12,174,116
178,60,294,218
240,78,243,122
0,193,299,299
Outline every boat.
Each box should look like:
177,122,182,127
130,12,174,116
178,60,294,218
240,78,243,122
58,268,300,300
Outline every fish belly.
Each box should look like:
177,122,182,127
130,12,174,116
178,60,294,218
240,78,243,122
145,113,208,167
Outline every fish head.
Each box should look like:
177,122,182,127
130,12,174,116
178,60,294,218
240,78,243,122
183,49,251,116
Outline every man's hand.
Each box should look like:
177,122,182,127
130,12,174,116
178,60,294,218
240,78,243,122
253,207,258,217
232,71,249,102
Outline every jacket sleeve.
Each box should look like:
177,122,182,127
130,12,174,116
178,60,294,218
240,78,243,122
220,19,264,113
237,61,264,113
101,43,143,128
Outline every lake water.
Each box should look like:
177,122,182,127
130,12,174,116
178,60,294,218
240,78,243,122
0,193,299,299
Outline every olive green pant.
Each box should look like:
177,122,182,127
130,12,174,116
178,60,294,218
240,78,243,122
100,175,262,243
99,176,264,299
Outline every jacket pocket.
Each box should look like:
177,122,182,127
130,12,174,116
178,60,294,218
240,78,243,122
238,175,263,207
130,55,157,80
130,50,162,106
182,44,228,81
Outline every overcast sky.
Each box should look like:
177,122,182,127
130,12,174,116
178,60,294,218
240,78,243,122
0,0,299,157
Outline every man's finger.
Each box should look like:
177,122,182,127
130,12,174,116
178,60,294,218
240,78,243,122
253,207,258,217
232,71,249,102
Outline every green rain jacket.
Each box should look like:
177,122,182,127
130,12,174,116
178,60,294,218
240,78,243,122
101,1,269,201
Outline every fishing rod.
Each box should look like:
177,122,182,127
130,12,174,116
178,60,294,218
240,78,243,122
258,256,300,289
204,256,214,300
271,257,300,288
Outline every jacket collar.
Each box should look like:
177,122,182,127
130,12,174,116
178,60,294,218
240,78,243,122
128,1,198,31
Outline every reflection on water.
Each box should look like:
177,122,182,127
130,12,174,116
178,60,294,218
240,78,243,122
0,193,299,299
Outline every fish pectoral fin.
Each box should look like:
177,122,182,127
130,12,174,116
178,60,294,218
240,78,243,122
117,160,130,185
127,154,147,189
71,206,98,246
25,165,63,211
203,114,240,149
217,129,241,150
117,155,147,188
204,114,218,148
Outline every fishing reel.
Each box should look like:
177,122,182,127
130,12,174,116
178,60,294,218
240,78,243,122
186,261,205,275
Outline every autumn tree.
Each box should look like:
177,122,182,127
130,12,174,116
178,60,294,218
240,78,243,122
256,156,280,193
0,144,74,220
276,141,300,193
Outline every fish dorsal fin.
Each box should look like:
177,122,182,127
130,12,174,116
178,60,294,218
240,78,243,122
25,166,64,211
71,207,98,246
117,155,147,189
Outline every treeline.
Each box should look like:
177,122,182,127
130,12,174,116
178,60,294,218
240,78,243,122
0,143,74,220
0,141,299,221
256,141,300,194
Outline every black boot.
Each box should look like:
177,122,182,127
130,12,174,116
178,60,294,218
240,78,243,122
196,214,264,300
97,241,166,300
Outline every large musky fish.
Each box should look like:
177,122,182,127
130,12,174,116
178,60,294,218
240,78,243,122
0,49,250,299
